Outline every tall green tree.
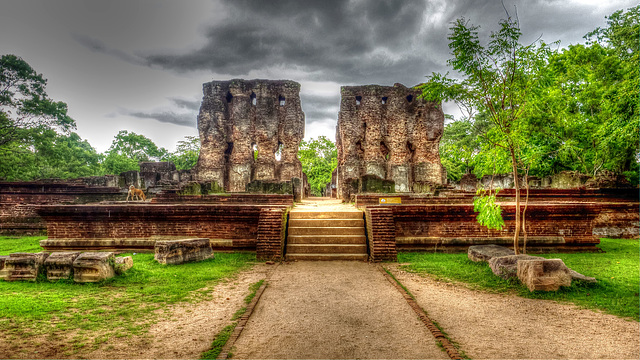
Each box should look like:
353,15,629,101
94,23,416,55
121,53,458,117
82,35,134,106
0,54,75,148
162,136,200,171
0,54,104,181
421,14,552,254
102,130,167,174
297,136,337,197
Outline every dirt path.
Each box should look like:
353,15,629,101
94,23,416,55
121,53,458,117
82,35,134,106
386,264,640,359
82,263,271,359
231,261,448,359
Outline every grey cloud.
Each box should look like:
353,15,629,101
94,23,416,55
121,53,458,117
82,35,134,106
128,111,197,127
169,97,201,111
72,33,144,65
300,93,340,122
144,0,432,84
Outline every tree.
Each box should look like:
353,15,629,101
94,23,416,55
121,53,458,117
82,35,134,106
421,13,551,254
0,54,105,181
297,136,337,197
102,130,167,174
0,54,75,149
162,136,200,171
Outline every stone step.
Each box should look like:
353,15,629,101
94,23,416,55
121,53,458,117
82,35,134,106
288,218,364,228
287,235,367,244
289,211,363,220
286,244,368,254
287,226,366,236
285,253,369,261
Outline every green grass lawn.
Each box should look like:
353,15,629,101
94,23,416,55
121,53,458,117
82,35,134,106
398,238,640,320
0,236,256,354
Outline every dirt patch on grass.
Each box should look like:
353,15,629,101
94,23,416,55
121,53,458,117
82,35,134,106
0,264,271,359
386,264,640,359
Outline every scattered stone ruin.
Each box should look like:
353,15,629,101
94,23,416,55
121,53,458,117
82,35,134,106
0,78,638,263
336,83,446,201
196,79,305,192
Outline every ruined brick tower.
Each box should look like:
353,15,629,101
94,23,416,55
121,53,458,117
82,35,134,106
195,79,305,192
336,83,446,200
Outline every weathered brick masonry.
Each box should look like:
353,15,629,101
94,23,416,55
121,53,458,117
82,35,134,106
36,204,289,253
364,207,397,261
356,189,639,249
382,202,637,252
152,191,293,205
0,182,123,235
256,207,288,261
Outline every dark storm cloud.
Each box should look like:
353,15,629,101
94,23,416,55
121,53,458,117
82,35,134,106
300,93,340,122
128,111,197,127
169,97,201,111
140,0,625,86
144,0,438,85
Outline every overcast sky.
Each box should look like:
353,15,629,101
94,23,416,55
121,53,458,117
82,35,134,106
0,0,635,152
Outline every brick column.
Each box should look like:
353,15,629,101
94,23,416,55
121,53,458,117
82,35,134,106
256,207,287,261
364,207,397,261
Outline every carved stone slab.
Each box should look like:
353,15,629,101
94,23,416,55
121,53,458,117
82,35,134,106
154,238,214,265
468,244,514,262
73,252,115,283
115,256,133,274
4,252,49,281
517,258,572,291
44,252,81,281
0,256,9,280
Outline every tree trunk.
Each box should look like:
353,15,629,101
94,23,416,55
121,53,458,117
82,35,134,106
522,169,530,254
510,148,521,255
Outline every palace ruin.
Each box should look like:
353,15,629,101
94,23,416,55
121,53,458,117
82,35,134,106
0,78,637,261
336,84,446,201
195,79,305,192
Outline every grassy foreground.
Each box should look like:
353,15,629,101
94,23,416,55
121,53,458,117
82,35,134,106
398,238,639,320
0,236,255,355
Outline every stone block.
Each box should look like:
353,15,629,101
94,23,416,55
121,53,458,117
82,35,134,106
115,256,133,274
0,256,9,280
154,238,214,265
44,252,81,281
360,175,395,193
569,269,597,283
468,244,514,262
4,252,49,281
517,258,572,291
488,254,542,279
73,252,115,283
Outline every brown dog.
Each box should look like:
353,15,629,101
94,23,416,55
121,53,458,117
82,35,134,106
126,185,146,201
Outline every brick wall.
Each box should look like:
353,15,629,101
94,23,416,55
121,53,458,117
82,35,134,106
0,182,123,235
153,191,294,205
355,188,639,206
382,203,621,252
364,207,397,261
36,204,289,252
256,208,288,261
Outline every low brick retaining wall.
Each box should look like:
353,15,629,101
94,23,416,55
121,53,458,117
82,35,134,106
0,182,124,235
369,202,638,252
152,191,294,205
355,188,639,206
35,204,290,256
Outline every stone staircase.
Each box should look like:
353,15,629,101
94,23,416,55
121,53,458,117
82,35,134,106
285,210,368,261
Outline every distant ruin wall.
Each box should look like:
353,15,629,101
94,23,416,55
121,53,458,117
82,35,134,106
336,83,446,200
196,79,305,192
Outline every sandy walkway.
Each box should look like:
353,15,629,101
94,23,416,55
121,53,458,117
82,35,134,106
231,261,448,359
386,264,640,359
